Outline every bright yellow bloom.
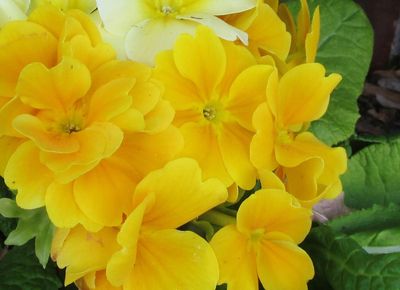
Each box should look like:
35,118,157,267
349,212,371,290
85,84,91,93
250,63,347,206
53,158,228,289
154,26,274,190
76,271,121,290
0,6,182,229
224,0,291,61
96,0,256,64
210,189,314,290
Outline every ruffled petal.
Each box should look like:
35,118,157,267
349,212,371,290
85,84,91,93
4,141,53,209
0,21,57,96
210,225,258,290
226,65,273,130
56,226,120,285
173,25,226,99
257,234,314,290
73,158,135,227
133,158,227,229
124,229,218,290
125,18,197,66
237,190,312,244
277,63,342,127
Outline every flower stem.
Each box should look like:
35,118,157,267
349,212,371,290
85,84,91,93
200,210,236,227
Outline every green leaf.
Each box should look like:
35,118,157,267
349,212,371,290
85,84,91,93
307,0,373,145
342,139,400,208
0,241,62,290
328,203,400,235
0,199,55,267
0,178,15,236
303,226,400,290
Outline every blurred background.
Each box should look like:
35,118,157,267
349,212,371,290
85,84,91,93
354,0,400,137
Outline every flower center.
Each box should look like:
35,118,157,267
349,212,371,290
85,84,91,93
59,112,84,134
277,130,294,145
203,105,217,121
161,5,174,15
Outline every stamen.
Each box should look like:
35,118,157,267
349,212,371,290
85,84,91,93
203,106,217,121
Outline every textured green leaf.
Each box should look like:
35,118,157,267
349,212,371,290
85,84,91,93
303,226,400,290
308,0,373,145
0,199,55,267
342,139,400,208
0,241,62,290
328,204,400,235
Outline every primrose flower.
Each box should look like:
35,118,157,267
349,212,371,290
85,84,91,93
96,0,256,65
210,188,314,290
53,158,228,289
224,0,291,61
0,6,183,229
250,63,347,206
154,26,274,190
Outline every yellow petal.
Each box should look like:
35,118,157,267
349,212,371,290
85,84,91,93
219,122,256,190
296,0,311,49
61,35,115,71
250,103,278,171
210,225,258,290
226,65,274,130
119,126,184,184
73,159,135,226
174,25,225,99
130,80,161,115
154,50,203,110
17,58,91,111
126,18,197,66
0,21,57,96
284,158,325,207
258,169,285,190
237,190,312,244
276,132,347,180
257,234,314,290
245,3,291,60
125,229,219,290
142,99,175,133
218,41,256,97
277,63,342,127
305,7,320,63
56,226,120,285
0,136,23,175
87,78,134,123
65,9,102,45
180,122,232,186
46,182,100,231
28,5,65,39
106,199,148,286
4,141,53,209
0,97,33,137
133,158,228,229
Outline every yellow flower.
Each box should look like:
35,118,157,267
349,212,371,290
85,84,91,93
0,6,183,229
154,26,274,190
224,0,291,61
53,158,228,289
76,271,121,290
210,189,314,290
250,63,347,205
96,0,256,64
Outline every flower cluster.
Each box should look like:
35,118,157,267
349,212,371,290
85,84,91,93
0,1,347,290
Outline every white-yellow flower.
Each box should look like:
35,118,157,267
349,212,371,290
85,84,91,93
96,0,256,65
